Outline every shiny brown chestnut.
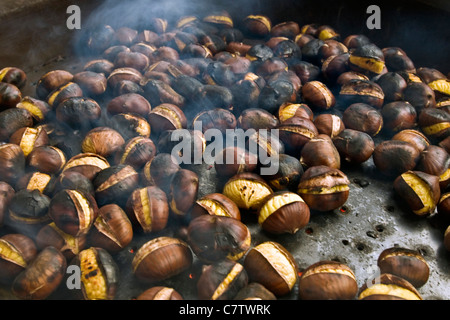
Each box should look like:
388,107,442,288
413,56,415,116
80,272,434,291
0,181,15,226
27,145,67,175
214,146,258,177
188,214,251,263
191,193,241,220
142,79,185,108
0,82,21,110
392,129,430,153
298,260,358,300
418,107,450,140
358,273,422,300
339,79,385,109
47,82,83,108
126,186,169,233
381,101,417,133
83,59,115,76
71,246,119,300
73,71,107,96
277,116,319,156
85,25,115,54
169,169,199,217
336,71,369,87
35,70,74,100
318,39,348,63
300,134,341,169
0,67,27,89
301,80,335,111
223,172,273,212
243,241,298,297
48,189,98,237
107,67,143,89
140,153,181,192
93,164,139,207
0,107,34,142
55,96,102,131
417,67,450,97
393,170,440,216
333,129,375,164
197,259,248,300
321,53,351,84
317,25,340,41
10,126,49,157
81,127,125,160
62,152,110,181
243,15,272,37
106,93,152,118
278,103,314,122
16,96,51,124
342,103,383,137
12,246,66,300
313,113,345,138
416,145,450,190
342,34,371,50
297,165,350,212
0,143,26,185
382,47,416,73
115,136,156,170
271,21,300,39
0,234,37,285
402,82,436,113
136,286,183,300
132,236,193,283
148,103,187,136
437,192,450,223
373,140,420,177
258,191,310,234
377,247,430,288
114,51,150,72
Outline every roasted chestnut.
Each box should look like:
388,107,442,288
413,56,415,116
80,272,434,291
392,129,430,153
147,103,187,136
15,172,53,196
243,241,298,297
393,170,440,216
190,193,241,220
109,113,151,141
16,96,51,124
0,143,26,185
348,43,385,75
297,165,350,212
214,146,258,177
416,145,450,190
372,140,420,177
10,126,49,157
47,82,83,108
313,113,345,138
107,67,143,89
197,259,248,300
132,236,193,282
402,82,436,113
342,103,383,137
0,181,15,226
12,246,67,300
377,247,430,288
187,214,251,263
418,107,450,140
73,71,107,96
140,153,181,192
277,116,319,156
191,108,237,134
301,81,335,111
243,15,272,38
339,79,385,109
271,21,300,39
126,186,169,233
81,127,125,160
0,67,27,89
62,152,110,181
381,101,417,133
106,93,152,118
235,282,277,300
169,169,199,218
0,107,34,142
300,134,341,169
332,129,375,164
55,96,102,131
136,286,183,300
278,103,314,122
375,72,408,103
35,70,74,100
298,260,358,300
115,136,156,170
382,47,416,73
27,145,67,175
52,171,94,197
358,273,422,300
261,153,303,191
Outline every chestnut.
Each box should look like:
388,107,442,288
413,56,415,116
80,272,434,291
393,170,440,216
437,192,450,223
12,246,67,300
403,82,436,113
382,47,416,73
342,34,371,50
73,71,107,96
0,107,34,142
358,273,422,300
278,103,314,122
377,247,430,288
190,193,241,220
317,25,339,41
381,101,417,133
142,79,185,108
114,51,150,72
375,72,408,103
0,143,26,185
109,113,151,141
132,236,193,283
10,126,49,157
35,222,86,260
106,93,151,118
222,172,273,212
126,186,169,233
243,241,298,297
6,189,51,237
0,234,37,285
313,113,345,138
258,191,310,234
84,25,115,54
55,96,102,131
46,82,83,108
197,259,248,300
114,26,138,46
417,67,450,97
27,145,67,175
348,43,385,75
373,140,420,177
317,39,348,63
445,226,450,252
294,33,314,48
298,261,358,300
336,71,369,87
332,129,375,164
271,21,300,39
107,67,143,89
48,189,98,237
277,116,319,156
261,153,303,191
342,103,383,137
339,79,385,109
416,145,450,190
115,136,156,170
169,169,199,217
52,172,93,198
235,282,277,300
191,108,237,134
70,247,119,300
199,84,234,111
214,146,258,177
297,165,350,212
136,286,183,300
0,67,27,89
243,15,272,38
392,129,430,153
93,164,139,207
62,152,110,181
301,80,335,111
81,127,125,160
230,77,262,114
0,181,15,226
300,134,341,169
321,53,351,84
0,82,21,110
140,153,181,192
147,103,187,136
237,107,279,131
418,107,450,140
301,38,325,65
35,70,73,100
16,96,51,124
15,172,53,196
83,59,115,76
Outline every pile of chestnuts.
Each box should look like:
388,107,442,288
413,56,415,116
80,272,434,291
0,9,449,300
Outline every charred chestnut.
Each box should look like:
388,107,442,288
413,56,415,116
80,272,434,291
300,134,341,169
418,107,450,140
0,67,27,89
191,108,237,134
214,146,258,177
136,286,183,300
373,140,420,177
109,113,151,141
140,153,181,192
348,43,385,75
342,103,383,137
191,193,241,220
416,145,450,190
148,103,187,136
333,129,375,164
73,71,107,96
47,82,83,108
402,82,436,113
382,47,416,73
36,70,74,100
52,171,95,197
0,143,26,185
0,181,15,226
106,93,151,118
169,169,199,218
81,127,125,159
10,126,49,157
0,107,34,142
115,136,156,170
55,97,102,131
16,96,51,124
339,79,385,109
381,101,417,133
375,72,408,103
237,108,279,131
27,145,67,175
15,172,53,196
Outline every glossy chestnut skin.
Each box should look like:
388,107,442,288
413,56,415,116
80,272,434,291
418,107,450,140
332,129,375,164
393,170,440,217
297,165,350,212
342,103,383,137
277,116,319,156
243,241,298,297
115,136,156,170
12,246,67,300
381,101,417,133
301,81,335,111
62,153,110,181
168,169,199,218
375,72,408,103
392,129,430,153
278,103,313,122
358,273,422,300
70,246,119,300
107,67,143,89
132,236,193,283
0,108,34,142
372,140,420,177
73,71,107,96
197,259,248,300
300,134,341,169
298,261,358,300
109,113,151,141
402,82,436,113
191,108,237,134
382,47,415,73
0,82,22,110
0,234,37,285
15,96,51,124
27,145,67,175
416,145,450,190
313,113,345,138
46,82,83,108
187,215,251,263
0,67,27,89
147,103,187,136
140,153,181,192
237,108,279,131
191,193,241,220
126,186,169,233
214,146,258,177
377,247,430,288
136,286,183,300
81,127,125,160
48,189,99,237
0,143,26,185
35,70,74,100
106,93,152,118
